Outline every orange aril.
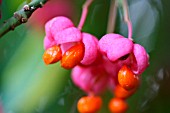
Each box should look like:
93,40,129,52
43,45,62,65
61,42,85,69
109,98,128,113
114,85,136,99
118,65,139,90
77,96,102,113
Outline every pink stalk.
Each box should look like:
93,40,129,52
122,0,133,40
107,0,117,33
77,0,93,30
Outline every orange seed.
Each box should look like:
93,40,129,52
109,98,128,113
77,96,102,113
118,65,139,90
43,45,62,65
114,85,136,99
61,42,85,69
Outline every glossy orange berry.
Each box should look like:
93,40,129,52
114,85,136,99
118,65,139,90
61,42,85,69
43,45,62,65
77,96,102,113
109,98,128,113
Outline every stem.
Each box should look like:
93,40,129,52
0,0,48,38
107,0,117,33
77,0,93,30
122,0,133,40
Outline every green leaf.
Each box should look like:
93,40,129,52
1,28,69,113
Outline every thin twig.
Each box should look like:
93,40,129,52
107,0,117,33
122,0,133,40
77,0,93,30
0,0,48,38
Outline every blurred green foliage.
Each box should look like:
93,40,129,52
0,0,170,113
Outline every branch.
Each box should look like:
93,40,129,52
0,0,48,38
